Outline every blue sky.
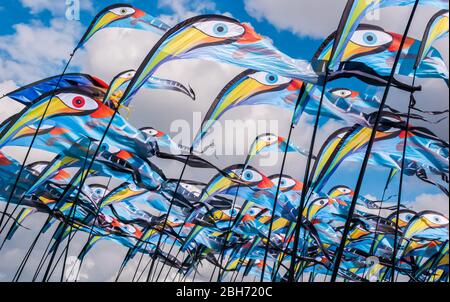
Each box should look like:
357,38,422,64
0,0,323,62
0,0,448,281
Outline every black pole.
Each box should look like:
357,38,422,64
284,0,365,281
390,53,421,282
287,74,330,282
361,167,394,280
0,53,75,230
42,143,92,282
330,0,420,282
259,88,306,281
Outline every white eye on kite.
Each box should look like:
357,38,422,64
338,187,352,194
249,72,291,86
120,71,136,79
58,93,99,111
315,198,327,206
109,7,135,16
399,212,414,222
95,187,109,196
128,183,142,192
272,177,296,189
142,128,159,137
181,183,201,197
123,224,136,233
259,134,278,144
233,168,263,183
330,89,353,98
193,20,245,38
107,144,121,154
418,239,430,245
248,207,262,216
423,213,449,226
181,183,192,191
350,29,393,47
223,208,239,217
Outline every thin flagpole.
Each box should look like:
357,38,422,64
361,167,394,280
286,75,327,282
330,0,420,282
74,176,112,282
41,141,93,282
285,0,363,281
15,166,84,282
148,112,247,281
145,153,192,282
391,70,417,282
259,88,306,282
0,53,75,230
390,7,444,281
60,140,93,282
12,217,51,281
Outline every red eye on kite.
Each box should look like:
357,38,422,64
58,93,99,111
72,96,86,108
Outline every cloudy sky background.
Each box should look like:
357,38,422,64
0,0,448,281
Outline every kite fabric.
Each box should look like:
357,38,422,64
0,2,448,283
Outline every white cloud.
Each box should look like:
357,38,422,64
0,80,24,123
0,19,82,85
0,80,18,95
412,193,449,216
158,0,216,15
365,194,378,201
75,29,161,82
156,0,231,26
244,0,347,39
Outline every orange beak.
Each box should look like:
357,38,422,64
132,8,145,18
242,214,254,222
257,176,274,189
336,198,348,206
116,150,132,160
287,79,303,91
238,23,263,44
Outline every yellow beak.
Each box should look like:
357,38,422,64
341,42,373,62
405,218,429,238
0,96,80,146
101,187,145,207
200,174,239,203
85,12,121,42
133,27,230,92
